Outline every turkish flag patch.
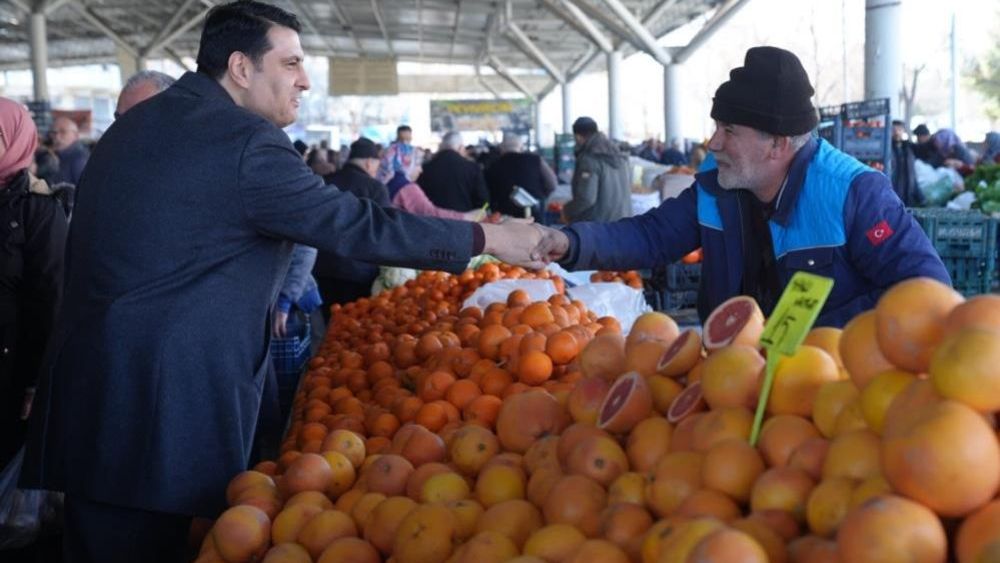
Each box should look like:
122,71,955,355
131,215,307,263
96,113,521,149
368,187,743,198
866,220,894,246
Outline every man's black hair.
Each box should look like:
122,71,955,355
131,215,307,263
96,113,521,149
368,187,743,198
397,125,412,134
196,1,301,80
891,119,905,127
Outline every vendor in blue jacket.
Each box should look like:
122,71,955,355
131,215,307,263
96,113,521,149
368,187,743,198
534,46,950,327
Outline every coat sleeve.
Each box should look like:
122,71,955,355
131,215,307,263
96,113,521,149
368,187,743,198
16,196,68,389
237,126,475,272
562,184,701,271
276,245,318,312
821,171,951,324
562,155,599,221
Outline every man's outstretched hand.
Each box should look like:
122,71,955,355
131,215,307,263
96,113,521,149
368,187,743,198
532,225,570,264
481,223,570,269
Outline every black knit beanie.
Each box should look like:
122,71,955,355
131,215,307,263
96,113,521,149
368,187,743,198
710,46,818,136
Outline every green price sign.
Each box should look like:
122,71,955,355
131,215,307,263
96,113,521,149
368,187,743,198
750,272,835,445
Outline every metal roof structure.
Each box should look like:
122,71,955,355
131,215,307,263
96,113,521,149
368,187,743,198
0,0,738,99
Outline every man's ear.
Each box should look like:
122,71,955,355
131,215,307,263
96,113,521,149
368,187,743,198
770,135,791,159
228,51,253,89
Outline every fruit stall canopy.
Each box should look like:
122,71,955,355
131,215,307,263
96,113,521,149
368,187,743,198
0,0,726,97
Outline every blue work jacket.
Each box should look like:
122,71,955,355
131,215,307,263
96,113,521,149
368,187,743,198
561,138,950,327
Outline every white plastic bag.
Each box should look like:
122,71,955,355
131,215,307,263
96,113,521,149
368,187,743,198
461,279,559,310
567,283,651,334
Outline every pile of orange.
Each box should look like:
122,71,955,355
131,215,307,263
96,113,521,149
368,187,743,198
589,270,644,289
196,274,1000,563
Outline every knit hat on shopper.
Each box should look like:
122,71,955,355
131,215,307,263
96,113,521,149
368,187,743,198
710,46,818,136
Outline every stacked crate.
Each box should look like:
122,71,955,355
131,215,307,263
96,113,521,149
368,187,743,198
910,208,997,296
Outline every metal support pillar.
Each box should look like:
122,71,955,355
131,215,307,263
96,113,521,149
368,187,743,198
607,51,623,141
561,81,572,133
663,63,682,145
29,10,48,101
534,101,544,149
864,0,902,118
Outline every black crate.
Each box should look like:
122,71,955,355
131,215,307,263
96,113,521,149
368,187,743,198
644,287,697,312
271,317,311,377
664,263,702,291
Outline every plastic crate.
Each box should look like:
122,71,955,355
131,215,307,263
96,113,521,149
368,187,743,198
840,98,891,173
664,263,701,291
910,208,997,258
909,208,998,296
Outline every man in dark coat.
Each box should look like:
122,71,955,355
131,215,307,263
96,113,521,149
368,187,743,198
485,132,557,219
890,120,925,207
418,131,489,211
50,116,89,186
20,3,545,560
314,136,392,314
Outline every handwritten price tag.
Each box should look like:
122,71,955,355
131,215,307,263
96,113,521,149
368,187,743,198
750,272,834,445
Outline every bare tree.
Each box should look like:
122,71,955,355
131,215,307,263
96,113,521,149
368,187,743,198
899,63,926,127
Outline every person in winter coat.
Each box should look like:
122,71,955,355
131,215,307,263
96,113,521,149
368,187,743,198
890,119,925,207
979,132,1000,165
529,46,949,328
313,137,392,313
926,128,976,171
418,132,489,212
484,132,557,219
0,97,68,474
562,117,632,223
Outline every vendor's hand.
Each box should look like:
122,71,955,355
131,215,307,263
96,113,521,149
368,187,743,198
533,225,571,263
481,222,546,269
272,310,289,338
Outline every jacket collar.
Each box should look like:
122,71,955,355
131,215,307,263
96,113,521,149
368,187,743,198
173,71,238,106
694,137,819,227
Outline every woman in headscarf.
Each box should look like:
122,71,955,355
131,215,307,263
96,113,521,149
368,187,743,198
980,132,1000,165
0,97,68,473
928,128,976,171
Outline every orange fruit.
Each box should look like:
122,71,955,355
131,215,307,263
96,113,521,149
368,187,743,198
929,327,1000,412
518,351,554,385
474,464,527,507
821,429,881,481
811,380,860,439
702,438,765,503
836,495,947,563
699,344,764,410
211,505,270,563
956,500,1000,563
687,528,769,563
769,345,840,416
882,400,1000,517
805,477,856,538
758,414,822,468
749,467,816,522
523,524,587,562
874,277,963,373
858,370,915,434
839,310,896,389
316,537,379,563
543,474,607,537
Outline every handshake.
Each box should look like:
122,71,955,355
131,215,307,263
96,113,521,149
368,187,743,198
480,220,571,270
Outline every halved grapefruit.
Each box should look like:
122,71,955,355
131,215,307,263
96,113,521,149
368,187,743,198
656,329,703,378
704,296,765,352
667,380,706,424
597,371,654,434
